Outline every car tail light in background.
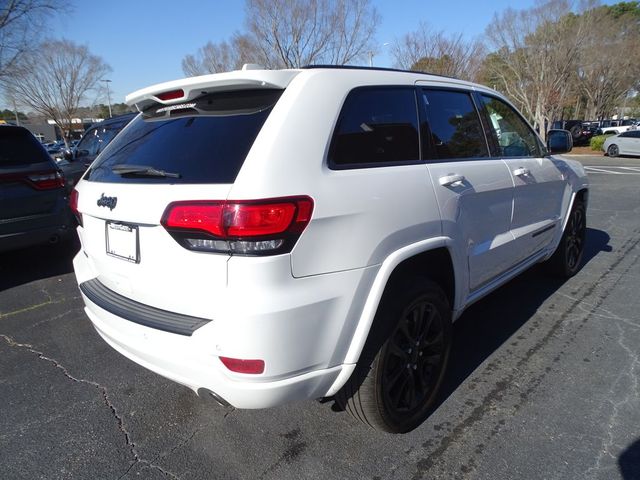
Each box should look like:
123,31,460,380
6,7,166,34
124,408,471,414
219,356,265,374
69,188,82,226
0,170,65,190
161,196,314,256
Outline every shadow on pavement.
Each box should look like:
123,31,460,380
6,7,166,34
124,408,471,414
436,227,610,409
0,235,80,292
331,227,612,419
619,438,640,480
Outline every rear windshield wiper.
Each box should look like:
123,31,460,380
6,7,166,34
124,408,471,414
111,164,181,178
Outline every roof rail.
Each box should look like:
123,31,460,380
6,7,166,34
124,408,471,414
302,64,459,80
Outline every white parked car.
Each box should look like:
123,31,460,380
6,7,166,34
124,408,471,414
603,130,640,157
71,65,588,433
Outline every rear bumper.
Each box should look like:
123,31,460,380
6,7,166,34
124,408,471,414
0,216,72,253
73,249,375,409
83,300,343,408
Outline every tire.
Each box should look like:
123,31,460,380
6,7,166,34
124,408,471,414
545,200,586,278
607,144,619,157
336,278,452,433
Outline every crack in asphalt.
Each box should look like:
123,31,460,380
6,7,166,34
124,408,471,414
411,230,640,479
0,334,182,480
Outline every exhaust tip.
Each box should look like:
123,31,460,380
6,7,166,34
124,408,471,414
197,388,231,407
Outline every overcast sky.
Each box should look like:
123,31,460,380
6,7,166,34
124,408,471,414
31,0,617,107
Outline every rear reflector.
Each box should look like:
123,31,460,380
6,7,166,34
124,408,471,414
161,196,313,256
156,89,184,101
219,356,265,374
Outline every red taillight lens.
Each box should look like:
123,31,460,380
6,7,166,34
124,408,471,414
162,202,225,236
27,171,65,190
161,196,314,256
156,89,184,101
69,188,82,225
219,356,265,374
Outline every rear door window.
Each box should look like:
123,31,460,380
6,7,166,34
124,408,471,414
0,127,52,167
421,89,488,160
328,87,420,168
85,89,282,184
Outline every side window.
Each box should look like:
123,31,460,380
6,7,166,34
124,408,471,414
329,88,419,168
421,89,488,160
95,126,122,154
480,95,543,157
76,128,100,157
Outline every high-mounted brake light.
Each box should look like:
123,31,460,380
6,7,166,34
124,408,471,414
219,356,265,374
155,89,184,101
161,196,314,256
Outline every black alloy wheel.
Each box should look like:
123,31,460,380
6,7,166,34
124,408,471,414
381,296,446,419
564,202,586,273
545,200,586,278
607,144,619,157
336,278,452,433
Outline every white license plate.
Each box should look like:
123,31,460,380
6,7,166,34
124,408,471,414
105,222,139,263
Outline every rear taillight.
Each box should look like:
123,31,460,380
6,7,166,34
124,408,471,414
161,196,314,256
27,170,65,190
69,188,82,226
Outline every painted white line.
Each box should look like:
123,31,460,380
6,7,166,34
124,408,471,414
585,167,625,175
619,166,640,172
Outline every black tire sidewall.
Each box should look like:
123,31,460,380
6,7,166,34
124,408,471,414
371,279,452,433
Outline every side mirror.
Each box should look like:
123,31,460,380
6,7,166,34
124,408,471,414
547,129,573,154
76,149,89,159
63,149,73,161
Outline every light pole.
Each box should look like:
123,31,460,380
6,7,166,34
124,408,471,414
101,79,112,118
368,42,390,67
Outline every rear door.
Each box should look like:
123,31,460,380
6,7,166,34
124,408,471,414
477,94,566,263
76,89,283,318
420,88,517,293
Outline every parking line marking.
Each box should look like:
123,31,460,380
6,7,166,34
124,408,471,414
585,167,625,174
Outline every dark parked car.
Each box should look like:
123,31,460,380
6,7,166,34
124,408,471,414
550,120,593,146
59,113,136,190
0,125,73,252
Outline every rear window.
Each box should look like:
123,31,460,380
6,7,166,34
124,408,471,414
0,127,52,167
85,89,282,184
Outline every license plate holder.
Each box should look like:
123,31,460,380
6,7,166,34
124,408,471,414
105,221,139,263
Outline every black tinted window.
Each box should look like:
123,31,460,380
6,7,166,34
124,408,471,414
0,127,52,166
85,89,282,184
421,89,488,159
480,95,543,157
329,88,419,167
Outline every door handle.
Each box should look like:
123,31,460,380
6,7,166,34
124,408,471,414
439,174,465,187
513,167,530,177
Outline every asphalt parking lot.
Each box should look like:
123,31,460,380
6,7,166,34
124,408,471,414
1,154,639,480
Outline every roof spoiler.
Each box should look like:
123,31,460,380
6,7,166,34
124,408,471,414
125,68,299,111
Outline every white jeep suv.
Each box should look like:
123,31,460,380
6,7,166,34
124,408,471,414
72,65,588,433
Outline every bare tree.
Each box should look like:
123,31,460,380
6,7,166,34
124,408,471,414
245,0,380,68
575,6,640,119
6,39,111,146
0,0,63,78
483,0,585,141
182,34,261,75
391,23,485,81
